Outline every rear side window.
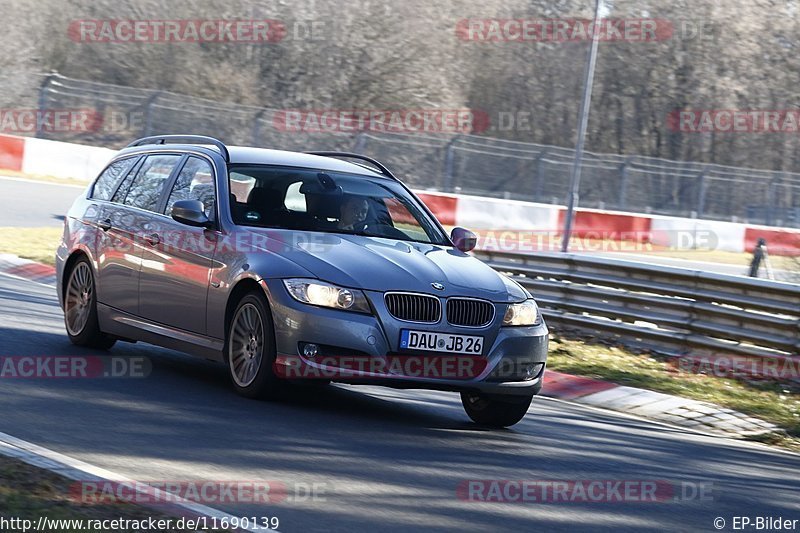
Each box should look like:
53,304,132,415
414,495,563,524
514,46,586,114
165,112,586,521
122,155,182,212
90,158,137,201
165,156,216,219
229,172,255,203
111,158,141,204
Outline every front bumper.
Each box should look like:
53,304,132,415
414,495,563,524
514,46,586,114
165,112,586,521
261,279,549,396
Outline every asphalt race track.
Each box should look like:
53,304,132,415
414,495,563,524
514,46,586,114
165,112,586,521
0,177,85,227
1,273,798,532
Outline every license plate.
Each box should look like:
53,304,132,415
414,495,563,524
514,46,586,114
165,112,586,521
399,330,484,355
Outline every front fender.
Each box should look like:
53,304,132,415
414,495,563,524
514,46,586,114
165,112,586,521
205,240,315,340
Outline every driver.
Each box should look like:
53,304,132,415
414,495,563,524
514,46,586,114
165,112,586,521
337,196,369,231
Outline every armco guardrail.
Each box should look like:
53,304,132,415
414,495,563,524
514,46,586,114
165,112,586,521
477,251,800,359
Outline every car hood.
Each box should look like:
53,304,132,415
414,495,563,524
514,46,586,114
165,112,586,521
246,229,528,302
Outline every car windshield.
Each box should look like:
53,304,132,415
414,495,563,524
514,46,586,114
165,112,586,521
228,164,450,245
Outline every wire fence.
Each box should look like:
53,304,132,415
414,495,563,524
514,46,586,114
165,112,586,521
36,73,800,227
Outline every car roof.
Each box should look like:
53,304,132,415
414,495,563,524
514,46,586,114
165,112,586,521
229,146,386,177
115,144,386,179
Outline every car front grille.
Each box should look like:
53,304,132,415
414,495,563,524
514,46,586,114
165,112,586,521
446,298,495,327
385,293,441,323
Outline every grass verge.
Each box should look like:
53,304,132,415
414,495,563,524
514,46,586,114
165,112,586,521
645,248,797,271
0,227,62,266
548,334,800,451
0,455,197,528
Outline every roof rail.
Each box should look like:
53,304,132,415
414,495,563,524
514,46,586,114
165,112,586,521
305,151,398,180
127,135,230,162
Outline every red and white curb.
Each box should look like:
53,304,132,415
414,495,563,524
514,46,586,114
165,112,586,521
0,255,779,439
0,253,56,286
542,370,778,438
0,431,276,532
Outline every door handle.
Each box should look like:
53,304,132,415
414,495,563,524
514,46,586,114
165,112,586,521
144,233,160,246
98,218,112,232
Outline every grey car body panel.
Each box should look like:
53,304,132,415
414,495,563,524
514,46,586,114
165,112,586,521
98,303,225,361
240,229,528,302
137,216,216,335
57,142,548,395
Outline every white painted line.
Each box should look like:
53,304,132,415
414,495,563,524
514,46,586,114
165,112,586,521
0,175,88,188
0,431,278,532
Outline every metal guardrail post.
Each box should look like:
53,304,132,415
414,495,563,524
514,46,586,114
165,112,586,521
251,109,268,146
535,150,548,201
696,168,708,219
618,158,631,209
142,91,163,137
36,73,57,138
442,135,460,192
766,177,780,226
353,132,367,153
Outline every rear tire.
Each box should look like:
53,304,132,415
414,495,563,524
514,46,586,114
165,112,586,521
226,291,285,399
460,391,533,428
63,258,116,350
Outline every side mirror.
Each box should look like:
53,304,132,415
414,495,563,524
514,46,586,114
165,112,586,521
451,226,477,252
172,200,212,228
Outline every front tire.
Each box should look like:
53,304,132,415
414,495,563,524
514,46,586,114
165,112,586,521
63,258,116,350
461,391,533,428
227,291,284,399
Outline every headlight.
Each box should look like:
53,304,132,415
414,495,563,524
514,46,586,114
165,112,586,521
283,279,371,313
503,299,541,326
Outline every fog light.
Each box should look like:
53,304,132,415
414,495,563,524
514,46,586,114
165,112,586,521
524,363,541,380
303,343,319,358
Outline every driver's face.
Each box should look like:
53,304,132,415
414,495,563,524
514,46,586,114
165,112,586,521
343,198,369,223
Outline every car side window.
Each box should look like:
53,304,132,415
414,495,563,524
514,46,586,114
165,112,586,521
90,157,137,201
110,161,139,204
122,155,182,212
165,156,216,220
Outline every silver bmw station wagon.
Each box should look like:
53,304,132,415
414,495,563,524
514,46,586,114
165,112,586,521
57,135,548,427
